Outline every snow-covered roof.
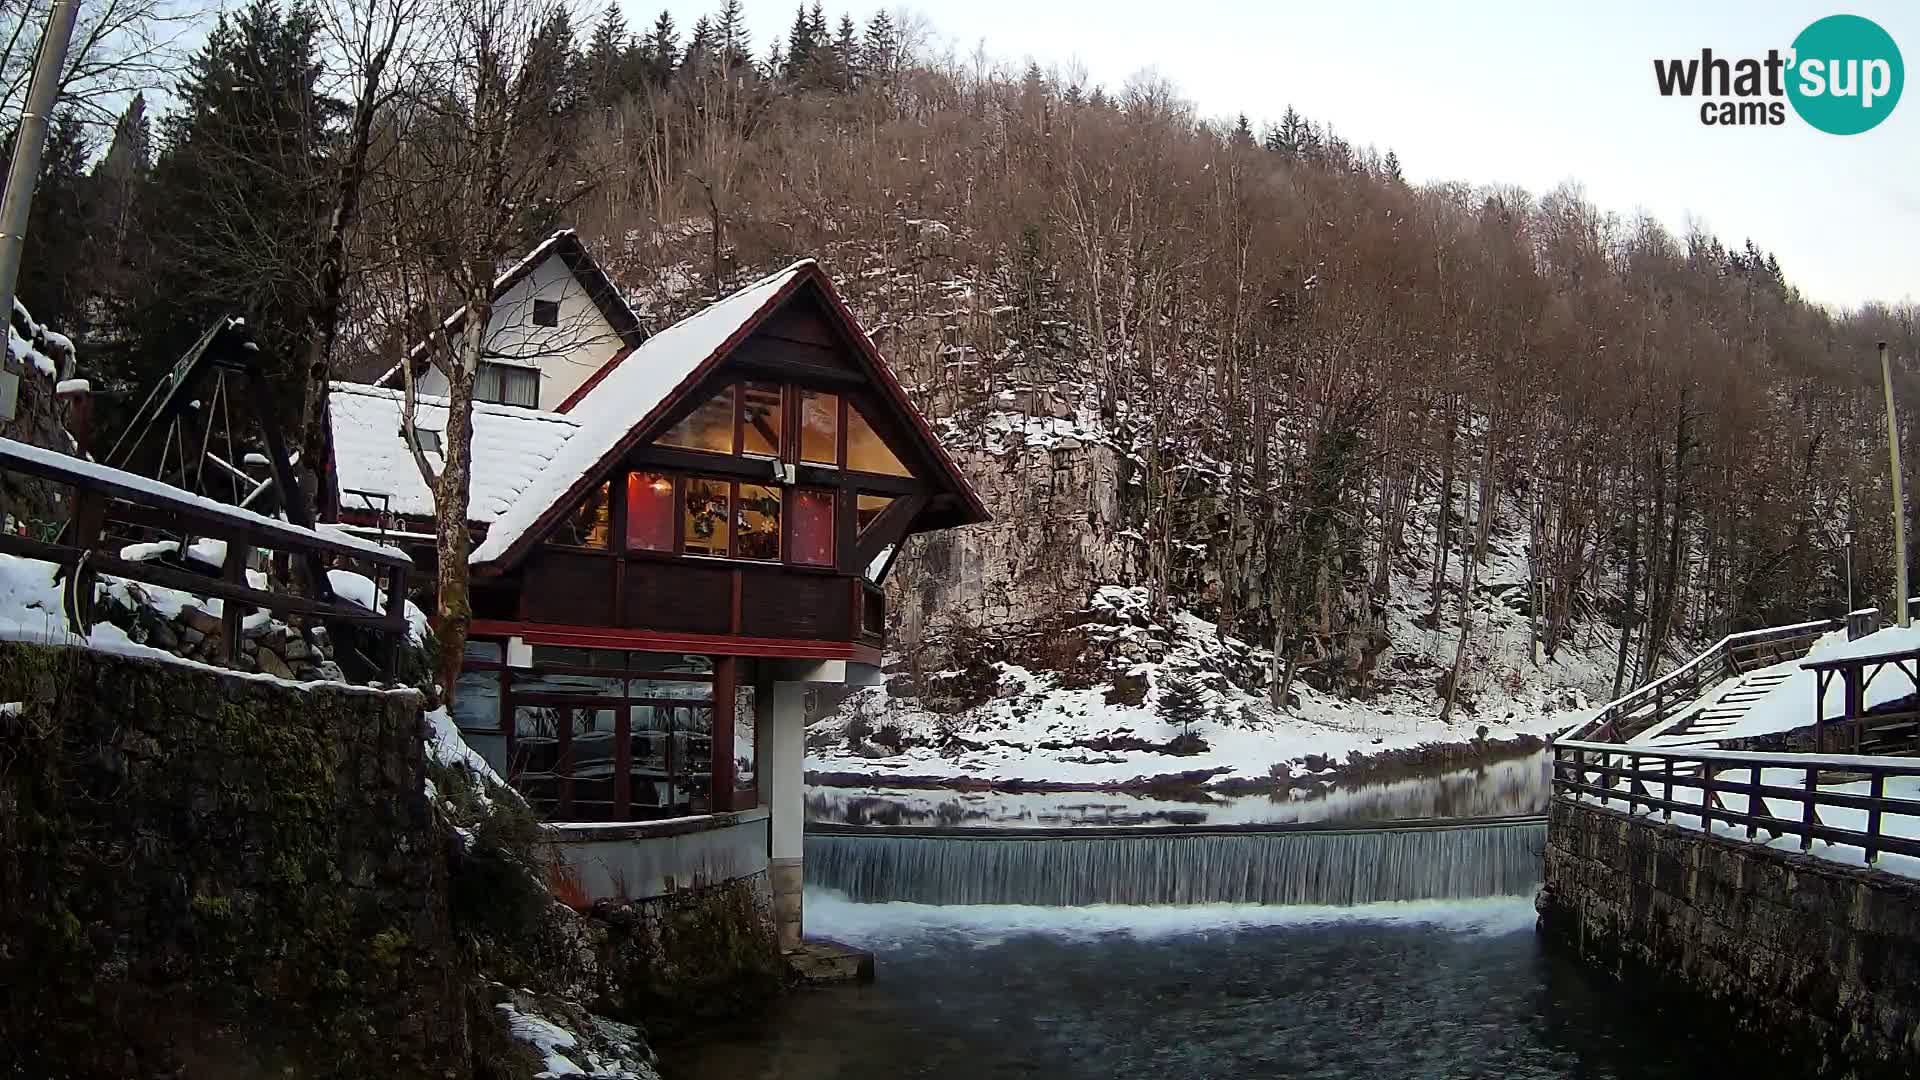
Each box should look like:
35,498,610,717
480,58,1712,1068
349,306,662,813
328,382,580,525
468,260,813,564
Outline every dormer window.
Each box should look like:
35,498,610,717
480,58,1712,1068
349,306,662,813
532,298,560,327
476,361,539,408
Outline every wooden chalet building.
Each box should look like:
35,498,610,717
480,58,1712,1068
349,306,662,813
323,232,986,945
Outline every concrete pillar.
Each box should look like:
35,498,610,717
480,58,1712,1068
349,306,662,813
763,680,806,951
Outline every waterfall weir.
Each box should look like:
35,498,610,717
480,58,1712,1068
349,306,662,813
805,816,1546,906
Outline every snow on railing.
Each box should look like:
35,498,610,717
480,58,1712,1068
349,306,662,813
0,437,414,679
1553,738,1920,868
1560,618,1841,745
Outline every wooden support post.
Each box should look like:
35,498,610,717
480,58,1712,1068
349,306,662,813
1801,766,1819,851
379,563,405,681
62,489,106,632
1664,757,1675,821
712,655,737,811
1866,770,1886,865
1627,753,1640,816
1747,765,1761,839
219,540,248,664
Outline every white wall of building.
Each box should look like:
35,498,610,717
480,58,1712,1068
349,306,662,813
416,253,622,410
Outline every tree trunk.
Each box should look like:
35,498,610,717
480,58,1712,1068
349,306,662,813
1430,396,1456,618
433,296,487,702
1613,470,1641,699
297,45,393,528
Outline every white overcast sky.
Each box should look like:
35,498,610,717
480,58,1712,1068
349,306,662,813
634,0,1920,310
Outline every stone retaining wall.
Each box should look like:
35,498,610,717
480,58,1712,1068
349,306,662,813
1539,798,1920,1078
0,639,467,1078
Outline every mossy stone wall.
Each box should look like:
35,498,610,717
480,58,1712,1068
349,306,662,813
0,641,468,1078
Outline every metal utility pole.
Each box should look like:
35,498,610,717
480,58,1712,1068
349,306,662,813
0,0,79,327
1882,341,1909,627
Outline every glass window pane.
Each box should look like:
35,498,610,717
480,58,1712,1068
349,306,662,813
684,479,730,556
453,670,502,730
512,669,624,696
463,639,502,663
630,652,713,676
630,705,672,816
736,484,781,561
567,708,619,820
848,406,911,477
659,386,736,453
676,704,713,814
856,493,895,536
502,367,539,408
629,678,715,701
740,382,782,457
793,489,834,566
801,390,838,465
551,481,610,547
626,471,675,552
734,683,757,797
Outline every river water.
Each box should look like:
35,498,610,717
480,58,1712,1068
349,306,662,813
659,757,1766,1079
661,892,1763,1080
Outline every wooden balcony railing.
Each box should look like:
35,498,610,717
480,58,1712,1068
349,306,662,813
0,436,414,678
1553,739,1920,865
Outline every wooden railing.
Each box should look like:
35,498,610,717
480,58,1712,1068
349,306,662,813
0,437,413,678
1562,618,1841,744
1805,645,1920,756
1553,739,1920,864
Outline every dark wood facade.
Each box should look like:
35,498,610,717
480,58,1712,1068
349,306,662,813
402,269,986,823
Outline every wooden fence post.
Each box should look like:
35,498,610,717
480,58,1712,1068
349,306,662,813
1801,767,1819,851
219,541,248,664
1865,770,1885,865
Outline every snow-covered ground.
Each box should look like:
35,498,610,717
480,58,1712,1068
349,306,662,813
810,573,1608,790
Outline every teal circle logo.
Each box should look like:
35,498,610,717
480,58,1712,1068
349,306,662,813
1788,15,1903,135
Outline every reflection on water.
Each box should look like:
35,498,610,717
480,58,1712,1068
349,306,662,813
806,752,1549,828
660,891,1774,1080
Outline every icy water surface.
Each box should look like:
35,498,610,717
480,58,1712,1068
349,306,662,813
659,891,1769,1080
805,751,1550,829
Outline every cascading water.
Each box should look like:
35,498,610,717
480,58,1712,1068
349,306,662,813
805,817,1546,906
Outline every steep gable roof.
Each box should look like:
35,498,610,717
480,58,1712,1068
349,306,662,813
375,229,644,388
468,259,988,571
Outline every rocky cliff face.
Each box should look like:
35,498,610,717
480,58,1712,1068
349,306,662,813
890,419,1130,666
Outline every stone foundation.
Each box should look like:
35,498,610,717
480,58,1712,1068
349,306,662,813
1540,798,1920,1078
593,871,787,1041
771,856,804,951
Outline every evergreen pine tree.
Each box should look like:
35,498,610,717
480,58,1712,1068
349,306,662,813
716,0,752,72
117,0,331,419
1383,149,1404,184
585,3,628,104
683,15,716,73
645,10,679,85
1230,113,1254,148
12,111,93,332
862,9,897,78
1158,672,1207,739
783,3,816,81
833,13,860,89
1274,106,1305,158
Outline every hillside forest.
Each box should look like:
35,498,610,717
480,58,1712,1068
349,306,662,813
8,0,1920,720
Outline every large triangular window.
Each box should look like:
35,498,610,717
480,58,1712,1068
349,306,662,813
847,407,911,477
